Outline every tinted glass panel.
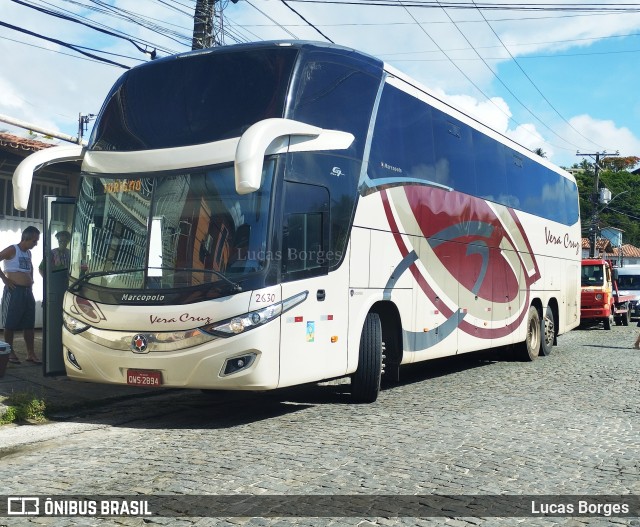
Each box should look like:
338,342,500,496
506,148,573,224
287,153,360,268
368,82,578,225
369,84,436,182
432,109,476,194
564,177,580,224
71,164,274,300
282,182,329,279
90,48,298,151
290,54,381,160
286,213,324,273
474,131,507,204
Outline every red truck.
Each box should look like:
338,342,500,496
581,259,633,329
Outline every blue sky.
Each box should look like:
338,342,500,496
1,0,640,169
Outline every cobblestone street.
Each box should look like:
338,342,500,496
0,323,639,526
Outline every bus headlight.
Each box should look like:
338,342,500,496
201,290,308,337
63,313,90,334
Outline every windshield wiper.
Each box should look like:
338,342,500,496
69,267,149,293
167,267,242,292
69,267,242,293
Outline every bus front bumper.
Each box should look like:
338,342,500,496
61,323,281,390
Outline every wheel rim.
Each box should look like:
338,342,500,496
544,315,554,347
529,316,540,351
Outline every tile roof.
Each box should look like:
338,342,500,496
613,244,640,258
0,132,55,153
581,237,614,252
583,238,640,258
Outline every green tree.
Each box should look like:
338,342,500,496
576,165,640,247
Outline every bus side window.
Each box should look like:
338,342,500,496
282,181,329,280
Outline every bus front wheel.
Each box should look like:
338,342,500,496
352,312,383,403
518,306,541,361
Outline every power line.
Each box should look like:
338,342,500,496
433,0,584,152
607,207,640,222
0,33,143,68
288,1,640,12
469,0,607,150
0,20,131,68
397,0,575,153
280,0,334,42
11,0,167,57
380,31,640,57
245,0,301,39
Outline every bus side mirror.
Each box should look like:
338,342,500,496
234,118,354,194
13,144,85,211
612,268,618,281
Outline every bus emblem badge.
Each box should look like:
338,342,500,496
131,334,149,353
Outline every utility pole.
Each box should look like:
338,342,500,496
577,151,619,258
192,0,215,50
77,113,96,144
192,0,237,49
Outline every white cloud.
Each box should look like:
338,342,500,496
1,0,640,172
568,115,640,158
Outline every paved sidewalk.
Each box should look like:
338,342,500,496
0,330,160,419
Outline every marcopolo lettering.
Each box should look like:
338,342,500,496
120,294,166,302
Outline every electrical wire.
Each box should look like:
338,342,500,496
394,0,564,152
245,0,301,39
430,0,582,152
0,20,130,68
0,32,145,65
607,207,640,221
470,0,608,150
287,1,640,12
280,0,334,42
29,0,191,53
11,0,176,56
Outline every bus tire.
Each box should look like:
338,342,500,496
518,306,541,361
622,308,630,326
603,315,612,330
352,312,383,403
540,306,555,357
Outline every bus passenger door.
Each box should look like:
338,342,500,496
42,196,75,375
278,181,349,387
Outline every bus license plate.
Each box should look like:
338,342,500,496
127,369,162,386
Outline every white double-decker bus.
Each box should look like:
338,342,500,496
14,41,581,402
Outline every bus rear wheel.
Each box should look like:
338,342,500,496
540,306,555,357
518,306,541,361
352,312,383,403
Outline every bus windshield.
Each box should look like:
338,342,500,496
70,162,274,295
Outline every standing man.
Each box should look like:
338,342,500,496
0,226,41,364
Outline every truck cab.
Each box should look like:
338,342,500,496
580,259,631,329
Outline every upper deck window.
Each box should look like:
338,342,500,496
90,48,298,151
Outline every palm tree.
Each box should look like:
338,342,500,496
533,147,547,158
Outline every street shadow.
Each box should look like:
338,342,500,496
583,344,638,350
43,350,502,430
